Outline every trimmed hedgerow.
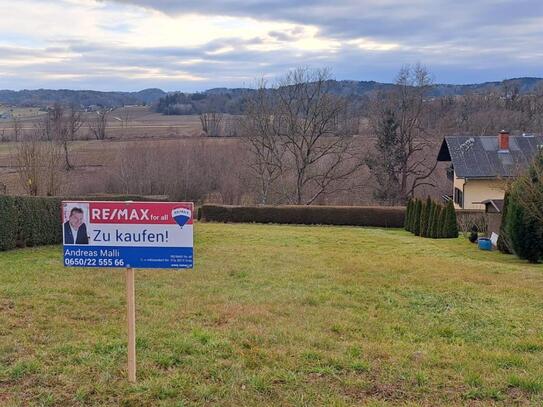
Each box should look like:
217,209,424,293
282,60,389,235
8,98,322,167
198,205,406,228
0,196,18,250
0,194,167,251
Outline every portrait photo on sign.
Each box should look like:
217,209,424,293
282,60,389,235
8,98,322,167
63,202,90,245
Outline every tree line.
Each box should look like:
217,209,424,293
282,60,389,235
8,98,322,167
3,65,543,207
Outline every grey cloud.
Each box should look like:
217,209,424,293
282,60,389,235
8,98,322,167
1,0,543,90
99,0,543,85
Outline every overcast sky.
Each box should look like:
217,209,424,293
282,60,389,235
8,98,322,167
0,0,542,91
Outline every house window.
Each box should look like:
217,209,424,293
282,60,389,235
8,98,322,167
446,165,454,181
454,187,463,208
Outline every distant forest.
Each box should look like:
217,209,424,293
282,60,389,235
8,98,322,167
0,88,165,108
1,77,542,113
155,77,543,115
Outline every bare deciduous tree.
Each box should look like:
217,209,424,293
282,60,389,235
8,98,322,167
62,105,83,170
13,131,63,196
199,112,223,137
15,133,42,196
89,108,111,140
11,115,22,142
43,140,64,195
112,106,133,137
68,104,83,141
240,81,285,204
244,68,363,205
35,103,81,170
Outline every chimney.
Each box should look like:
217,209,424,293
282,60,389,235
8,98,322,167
498,130,509,151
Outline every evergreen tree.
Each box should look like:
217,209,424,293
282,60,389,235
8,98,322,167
431,205,442,238
497,192,512,254
420,197,432,237
410,199,417,232
405,199,413,232
504,152,543,263
437,204,446,238
443,200,459,238
506,197,542,263
413,199,422,236
427,200,436,238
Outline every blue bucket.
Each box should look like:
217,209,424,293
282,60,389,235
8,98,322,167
478,238,492,251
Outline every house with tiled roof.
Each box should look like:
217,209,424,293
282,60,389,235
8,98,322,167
437,131,543,210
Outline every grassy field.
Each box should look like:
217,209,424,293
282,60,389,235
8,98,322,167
1,223,542,406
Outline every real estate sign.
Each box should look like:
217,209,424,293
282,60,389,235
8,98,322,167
62,201,194,268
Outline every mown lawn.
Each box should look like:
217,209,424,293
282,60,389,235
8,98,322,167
0,223,542,406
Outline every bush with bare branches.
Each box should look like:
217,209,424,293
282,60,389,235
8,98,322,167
199,112,223,137
13,132,64,196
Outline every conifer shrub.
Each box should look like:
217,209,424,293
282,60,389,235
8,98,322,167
413,199,422,236
405,199,413,232
437,204,446,238
497,192,512,254
506,198,542,263
443,200,459,238
426,201,437,238
431,205,442,238
504,151,543,263
419,197,431,238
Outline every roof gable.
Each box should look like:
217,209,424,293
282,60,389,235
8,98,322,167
437,135,543,178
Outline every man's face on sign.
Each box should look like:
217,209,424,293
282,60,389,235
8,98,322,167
69,210,84,229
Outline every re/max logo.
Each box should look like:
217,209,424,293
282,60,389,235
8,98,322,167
91,208,151,221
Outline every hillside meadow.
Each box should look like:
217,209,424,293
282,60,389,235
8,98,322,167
0,223,542,406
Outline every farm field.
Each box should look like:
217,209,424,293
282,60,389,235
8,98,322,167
1,223,542,406
0,110,237,195
0,106,447,202
0,107,205,139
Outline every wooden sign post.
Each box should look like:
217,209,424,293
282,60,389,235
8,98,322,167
62,201,194,383
126,267,136,382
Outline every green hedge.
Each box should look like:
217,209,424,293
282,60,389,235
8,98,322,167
198,205,405,227
0,194,168,251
